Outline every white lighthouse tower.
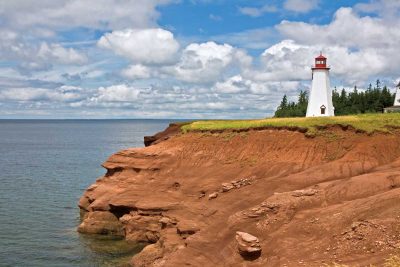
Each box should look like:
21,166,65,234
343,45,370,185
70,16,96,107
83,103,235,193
306,53,334,117
394,82,400,106
384,82,400,113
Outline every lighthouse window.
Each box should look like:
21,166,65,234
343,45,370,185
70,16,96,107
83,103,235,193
320,105,326,115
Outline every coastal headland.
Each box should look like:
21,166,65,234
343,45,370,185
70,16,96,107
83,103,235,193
78,114,400,266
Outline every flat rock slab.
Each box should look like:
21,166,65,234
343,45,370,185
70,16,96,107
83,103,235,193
235,231,262,259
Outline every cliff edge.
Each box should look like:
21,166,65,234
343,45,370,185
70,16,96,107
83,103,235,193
78,124,400,266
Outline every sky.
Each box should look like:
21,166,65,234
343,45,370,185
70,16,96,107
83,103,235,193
0,0,399,119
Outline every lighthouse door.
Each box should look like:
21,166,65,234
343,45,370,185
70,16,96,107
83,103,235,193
320,105,326,115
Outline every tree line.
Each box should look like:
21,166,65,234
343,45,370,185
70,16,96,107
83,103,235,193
274,80,395,117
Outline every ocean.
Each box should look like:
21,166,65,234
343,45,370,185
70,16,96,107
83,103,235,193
0,120,173,267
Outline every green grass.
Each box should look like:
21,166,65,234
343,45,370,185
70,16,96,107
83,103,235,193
181,113,400,136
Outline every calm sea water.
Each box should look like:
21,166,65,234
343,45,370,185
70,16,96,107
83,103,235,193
0,120,174,267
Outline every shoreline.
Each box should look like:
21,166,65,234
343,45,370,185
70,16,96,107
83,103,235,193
78,120,400,266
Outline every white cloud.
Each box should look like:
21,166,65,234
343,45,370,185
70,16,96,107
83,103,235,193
283,0,319,13
278,8,400,49
214,75,300,95
37,43,87,65
262,39,304,57
98,28,179,65
239,5,278,17
244,40,313,82
274,7,400,83
209,14,222,21
0,85,85,102
121,64,151,79
239,0,317,17
355,0,400,18
213,75,268,94
0,32,87,73
0,74,298,119
250,38,390,85
2,0,400,119
92,84,141,102
214,75,249,93
211,27,278,50
0,0,175,30
165,41,251,83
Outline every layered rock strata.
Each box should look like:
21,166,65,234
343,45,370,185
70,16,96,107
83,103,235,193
78,125,400,266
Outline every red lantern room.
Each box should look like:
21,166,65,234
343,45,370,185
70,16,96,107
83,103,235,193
312,53,330,70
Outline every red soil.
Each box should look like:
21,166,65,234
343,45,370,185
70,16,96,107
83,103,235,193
78,126,400,266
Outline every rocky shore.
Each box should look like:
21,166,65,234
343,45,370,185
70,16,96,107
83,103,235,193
78,124,400,266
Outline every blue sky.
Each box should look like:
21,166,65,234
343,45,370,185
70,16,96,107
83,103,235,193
159,1,361,36
0,0,399,119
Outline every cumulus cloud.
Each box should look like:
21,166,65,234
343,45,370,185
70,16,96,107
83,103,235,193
0,1,177,78
214,75,300,95
2,0,400,119
0,0,175,30
214,75,250,93
355,0,400,18
213,75,268,94
92,84,141,102
237,39,313,83
0,32,87,73
250,39,390,85
121,64,152,79
37,43,87,65
274,7,400,84
0,85,85,102
164,41,251,83
278,8,400,49
98,28,179,65
0,73,299,118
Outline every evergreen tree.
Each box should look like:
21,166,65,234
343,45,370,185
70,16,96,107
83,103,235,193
274,80,395,117
280,95,288,109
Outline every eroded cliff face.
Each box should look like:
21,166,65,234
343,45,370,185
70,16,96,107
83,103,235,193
78,126,400,266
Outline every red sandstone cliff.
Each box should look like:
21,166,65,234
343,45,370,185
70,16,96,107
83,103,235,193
78,125,400,266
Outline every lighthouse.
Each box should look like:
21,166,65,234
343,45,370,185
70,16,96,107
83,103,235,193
306,53,334,117
394,82,400,106
384,82,400,113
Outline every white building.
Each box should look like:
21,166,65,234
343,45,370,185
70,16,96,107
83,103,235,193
384,82,400,113
306,54,335,117
393,82,400,106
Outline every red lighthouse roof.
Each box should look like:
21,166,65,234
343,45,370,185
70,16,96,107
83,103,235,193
312,52,329,70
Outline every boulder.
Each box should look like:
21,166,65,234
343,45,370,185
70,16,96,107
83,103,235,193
120,213,162,243
291,188,318,197
222,183,235,192
78,196,91,211
159,217,177,228
177,221,200,238
235,231,262,259
77,211,124,236
208,192,218,200
131,242,164,267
